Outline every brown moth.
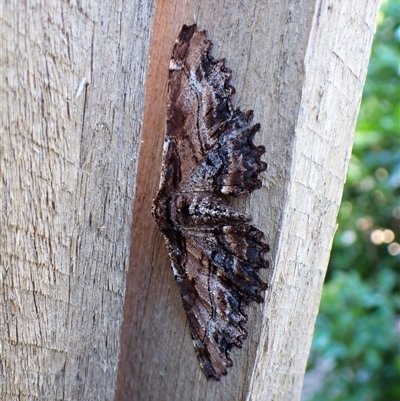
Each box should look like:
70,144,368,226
152,24,269,380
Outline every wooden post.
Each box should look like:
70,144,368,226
1,1,153,399
1,0,379,400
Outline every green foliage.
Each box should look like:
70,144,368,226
305,0,400,400
309,271,400,401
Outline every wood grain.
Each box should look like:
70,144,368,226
1,0,153,399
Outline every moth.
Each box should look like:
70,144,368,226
152,24,269,380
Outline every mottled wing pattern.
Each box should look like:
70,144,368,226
152,24,269,380
163,192,269,378
166,24,233,188
183,110,266,196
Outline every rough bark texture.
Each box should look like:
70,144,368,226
1,0,154,400
1,0,379,400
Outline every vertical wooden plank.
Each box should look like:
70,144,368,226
116,0,314,399
248,1,380,399
1,0,154,399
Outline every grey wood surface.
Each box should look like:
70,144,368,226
1,1,154,399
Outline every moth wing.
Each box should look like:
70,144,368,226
166,194,268,379
169,236,248,380
164,25,266,196
165,25,235,190
181,110,267,196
